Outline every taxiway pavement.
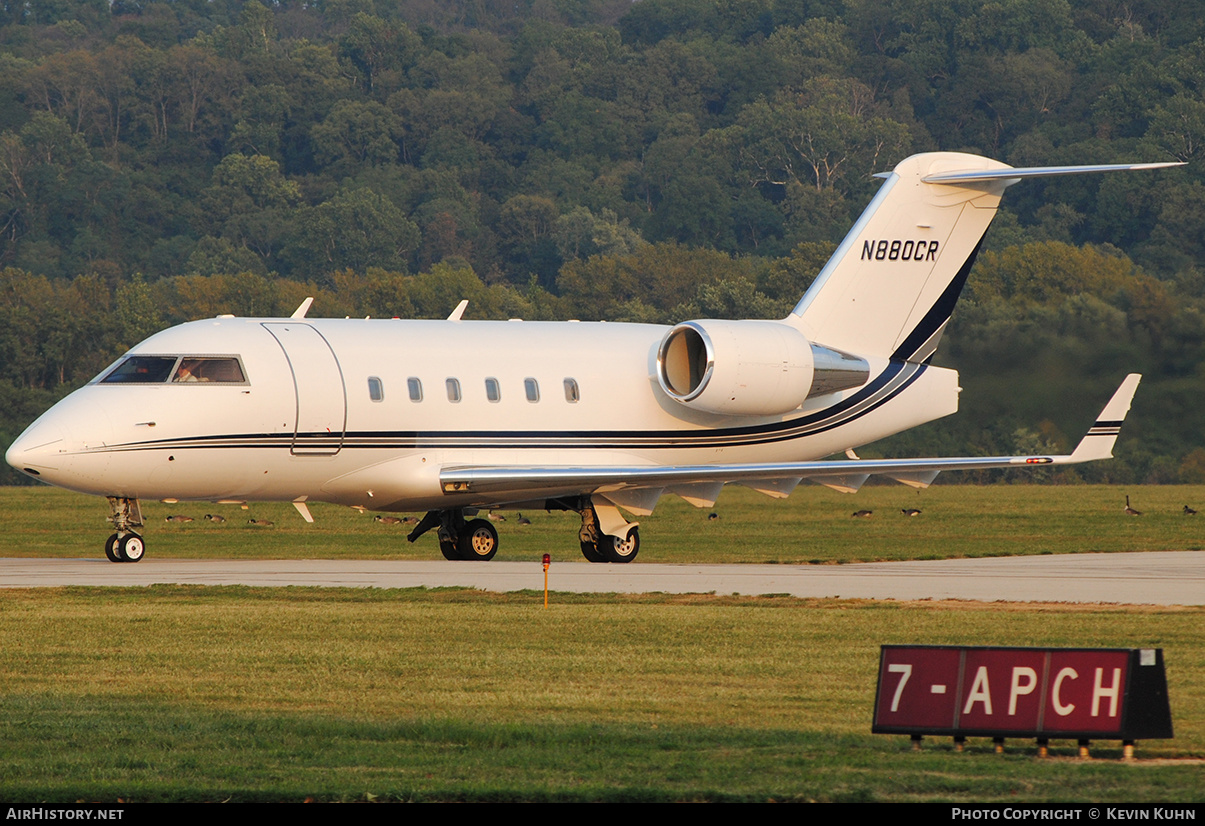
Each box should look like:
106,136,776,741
1,551,1202,605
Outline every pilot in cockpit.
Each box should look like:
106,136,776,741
173,359,205,382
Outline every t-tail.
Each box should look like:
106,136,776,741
787,152,1183,363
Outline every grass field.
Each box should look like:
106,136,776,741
5,483,1205,563
2,588,1202,803
1,485,1203,802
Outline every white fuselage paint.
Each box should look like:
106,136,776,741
10,316,959,513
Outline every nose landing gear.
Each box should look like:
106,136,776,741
105,497,145,563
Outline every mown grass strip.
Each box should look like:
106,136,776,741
7,484,1205,563
1,587,1201,802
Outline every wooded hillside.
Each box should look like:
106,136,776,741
3,0,1204,484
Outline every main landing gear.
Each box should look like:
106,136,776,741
577,500,640,563
105,496,146,562
407,509,499,561
408,496,639,564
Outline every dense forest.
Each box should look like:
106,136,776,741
3,0,1205,484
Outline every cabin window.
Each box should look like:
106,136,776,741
446,378,462,403
485,377,501,402
407,377,423,402
101,356,178,384
524,378,540,402
564,378,580,403
368,377,384,402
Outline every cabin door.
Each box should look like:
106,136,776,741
262,323,347,456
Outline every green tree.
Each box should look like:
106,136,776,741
286,187,420,280
199,153,300,262
338,13,419,95
737,79,911,194
311,99,401,175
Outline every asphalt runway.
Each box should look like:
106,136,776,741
1,551,1202,605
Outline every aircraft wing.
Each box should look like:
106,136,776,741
440,374,1140,512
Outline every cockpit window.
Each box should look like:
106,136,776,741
100,356,178,384
172,357,245,383
100,356,247,384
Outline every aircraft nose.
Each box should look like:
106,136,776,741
5,418,65,479
6,393,113,488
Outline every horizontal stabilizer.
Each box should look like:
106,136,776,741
921,162,1184,186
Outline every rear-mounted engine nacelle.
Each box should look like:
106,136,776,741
656,320,869,416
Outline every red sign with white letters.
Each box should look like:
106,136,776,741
872,646,1172,740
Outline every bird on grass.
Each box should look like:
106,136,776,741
1124,496,1142,516
901,508,922,517
204,514,226,523
851,510,873,518
248,518,274,527
165,515,193,523
516,513,532,525
374,516,402,525
1184,505,1198,516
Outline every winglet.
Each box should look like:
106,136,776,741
447,299,468,321
290,297,314,319
1066,374,1142,463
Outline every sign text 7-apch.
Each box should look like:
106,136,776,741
872,646,1172,742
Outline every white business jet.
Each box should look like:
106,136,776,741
6,152,1178,563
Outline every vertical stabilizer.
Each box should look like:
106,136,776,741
788,152,1008,362
787,153,1183,363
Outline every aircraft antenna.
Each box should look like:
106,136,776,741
290,297,314,319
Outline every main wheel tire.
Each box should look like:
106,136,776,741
105,534,121,563
458,519,498,561
439,534,461,560
601,528,639,563
117,533,145,562
579,540,608,563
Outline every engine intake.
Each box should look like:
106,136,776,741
656,320,869,416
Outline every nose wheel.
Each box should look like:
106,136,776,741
118,533,145,562
105,532,145,562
